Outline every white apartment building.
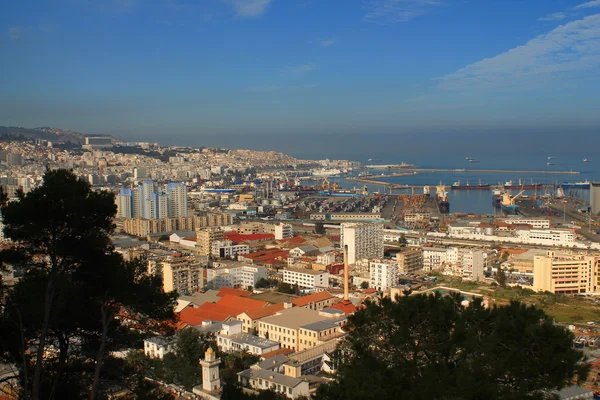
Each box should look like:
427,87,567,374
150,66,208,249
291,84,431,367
274,223,294,240
341,222,384,264
206,263,267,290
422,247,448,271
283,268,329,290
460,249,485,281
211,240,250,259
316,251,336,266
166,182,188,218
369,259,399,292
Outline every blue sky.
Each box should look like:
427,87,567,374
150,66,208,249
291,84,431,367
1,0,600,145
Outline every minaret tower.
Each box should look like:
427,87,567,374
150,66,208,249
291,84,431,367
200,347,221,392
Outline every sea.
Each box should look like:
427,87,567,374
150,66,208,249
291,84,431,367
259,132,600,215
161,130,600,214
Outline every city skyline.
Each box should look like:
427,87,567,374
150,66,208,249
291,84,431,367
1,0,600,143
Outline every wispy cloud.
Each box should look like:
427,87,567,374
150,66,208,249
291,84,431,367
284,63,316,73
538,12,567,21
320,37,337,47
231,0,272,17
364,0,442,24
437,14,600,91
575,0,600,10
8,27,22,40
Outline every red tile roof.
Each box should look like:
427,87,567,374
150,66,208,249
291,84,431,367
277,236,307,244
213,294,268,314
291,291,334,307
177,294,267,327
241,249,289,264
328,300,357,315
261,348,295,359
224,232,274,243
500,248,528,255
241,303,285,320
217,287,251,298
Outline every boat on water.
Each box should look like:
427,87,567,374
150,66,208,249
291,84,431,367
503,180,543,190
312,168,343,177
561,180,591,188
583,158,591,163
436,184,450,214
468,159,480,164
451,180,490,190
358,171,372,177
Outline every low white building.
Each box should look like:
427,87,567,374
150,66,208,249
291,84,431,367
211,239,250,259
144,336,174,359
214,320,280,355
515,228,575,246
238,366,310,399
316,251,336,266
422,247,448,271
369,259,399,292
206,263,268,290
283,268,329,290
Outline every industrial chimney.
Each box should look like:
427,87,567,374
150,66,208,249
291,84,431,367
343,244,349,301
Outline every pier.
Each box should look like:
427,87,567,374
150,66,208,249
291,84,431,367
363,165,580,175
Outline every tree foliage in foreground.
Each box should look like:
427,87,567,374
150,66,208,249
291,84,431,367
317,293,587,400
0,169,177,400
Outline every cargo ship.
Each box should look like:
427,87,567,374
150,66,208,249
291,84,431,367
277,185,317,195
503,180,543,190
561,180,590,188
451,180,490,190
500,189,525,215
436,184,450,214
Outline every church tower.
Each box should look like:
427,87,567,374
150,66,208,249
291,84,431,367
200,347,221,392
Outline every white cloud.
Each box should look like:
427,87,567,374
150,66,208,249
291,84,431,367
8,27,22,40
538,12,567,21
437,14,600,91
285,63,316,73
320,38,337,47
231,0,272,17
575,0,600,10
364,0,441,24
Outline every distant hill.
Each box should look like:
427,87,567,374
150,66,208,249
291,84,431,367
0,126,122,144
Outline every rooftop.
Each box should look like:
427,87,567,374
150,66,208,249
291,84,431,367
257,354,290,370
291,291,335,307
300,319,343,332
217,287,252,298
221,333,280,350
241,303,286,320
284,267,328,276
238,367,304,389
249,291,297,304
260,307,329,330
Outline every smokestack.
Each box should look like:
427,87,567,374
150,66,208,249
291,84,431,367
343,245,349,301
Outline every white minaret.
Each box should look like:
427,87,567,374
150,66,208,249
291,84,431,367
200,347,221,392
